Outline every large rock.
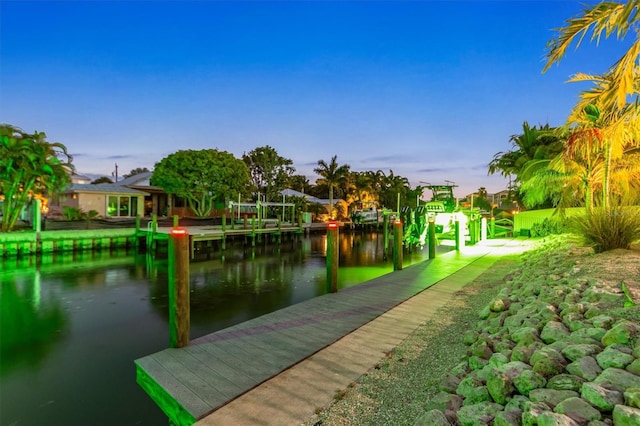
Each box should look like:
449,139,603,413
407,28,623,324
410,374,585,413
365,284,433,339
456,401,504,426
553,397,601,423
513,370,547,396
625,358,640,376
624,388,640,409
612,404,640,426
593,368,640,393
522,401,553,426
546,374,586,392
566,356,602,381
561,344,602,362
541,321,571,344
581,382,624,412
486,370,515,404
532,350,568,378
529,388,580,409
512,327,542,346
424,391,464,412
413,409,450,426
493,410,521,426
535,412,579,425
596,346,635,369
601,321,640,346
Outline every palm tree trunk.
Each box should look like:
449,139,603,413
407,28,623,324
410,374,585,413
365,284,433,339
329,185,334,219
603,140,612,210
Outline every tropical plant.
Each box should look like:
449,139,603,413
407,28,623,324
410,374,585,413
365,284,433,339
151,149,250,217
314,155,350,219
569,203,640,252
288,175,311,193
0,124,74,232
543,0,640,112
242,146,295,202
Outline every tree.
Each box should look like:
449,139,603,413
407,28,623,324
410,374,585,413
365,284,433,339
242,146,295,201
122,167,150,179
91,176,114,184
313,155,350,219
0,124,73,232
543,0,640,112
287,175,311,193
151,149,250,217
488,122,565,208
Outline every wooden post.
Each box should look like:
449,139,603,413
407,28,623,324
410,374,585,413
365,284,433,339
455,218,461,251
428,216,436,259
168,228,190,348
393,220,403,271
251,218,256,247
481,217,487,241
326,222,339,293
383,214,389,260
222,214,226,232
490,217,496,238
173,215,179,228
469,215,476,246
33,198,42,233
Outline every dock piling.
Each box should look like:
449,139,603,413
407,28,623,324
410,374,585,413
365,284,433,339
393,220,403,271
326,222,339,293
168,228,190,348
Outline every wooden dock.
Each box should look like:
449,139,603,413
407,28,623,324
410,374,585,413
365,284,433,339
135,239,532,425
141,221,320,259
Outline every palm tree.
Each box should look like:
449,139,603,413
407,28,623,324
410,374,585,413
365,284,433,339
1,124,74,232
543,0,640,111
563,75,640,208
313,155,350,219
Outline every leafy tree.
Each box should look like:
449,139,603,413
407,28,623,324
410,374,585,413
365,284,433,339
0,124,73,232
122,167,150,178
348,171,376,210
287,174,311,193
377,170,411,210
314,155,350,219
489,122,565,208
242,145,295,201
91,176,114,184
151,149,250,217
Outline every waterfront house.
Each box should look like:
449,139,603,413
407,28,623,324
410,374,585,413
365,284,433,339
54,184,148,218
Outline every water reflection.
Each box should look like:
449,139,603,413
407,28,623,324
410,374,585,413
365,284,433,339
0,232,431,426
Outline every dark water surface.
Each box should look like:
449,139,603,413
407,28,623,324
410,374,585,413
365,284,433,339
1,232,431,426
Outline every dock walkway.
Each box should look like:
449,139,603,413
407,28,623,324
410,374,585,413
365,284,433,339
135,238,533,426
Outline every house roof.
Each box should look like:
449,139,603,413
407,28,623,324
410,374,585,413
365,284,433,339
65,183,149,195
116,171,153,187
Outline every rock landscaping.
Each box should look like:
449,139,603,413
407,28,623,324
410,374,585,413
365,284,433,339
416,240,640,426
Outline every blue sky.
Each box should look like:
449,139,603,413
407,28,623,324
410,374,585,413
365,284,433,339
0,1,631,197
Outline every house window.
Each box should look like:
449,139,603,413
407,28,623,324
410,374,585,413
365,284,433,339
107,195,138,217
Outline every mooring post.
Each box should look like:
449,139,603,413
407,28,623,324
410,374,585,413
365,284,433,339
481,217,487,241
251,218,256,246
33,198,42,233
469,215,477,246
393,220,403,271
298,212,303,232
428,216,436,259
222,214,226,232
168,227,190,348
455,218,461,251
326,221,339,293
383,214,390,259
490,217,496,238
173,215,179,228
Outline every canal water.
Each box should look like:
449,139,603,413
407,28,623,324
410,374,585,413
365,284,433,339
1,231,432,425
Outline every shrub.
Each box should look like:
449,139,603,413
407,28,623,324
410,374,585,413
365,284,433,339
530,218,565,238
569,204,640,253
62,206,102,221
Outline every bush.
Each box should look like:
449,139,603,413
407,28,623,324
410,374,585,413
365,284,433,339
570,204,640,253
530,218,565,238
62,206,102,221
